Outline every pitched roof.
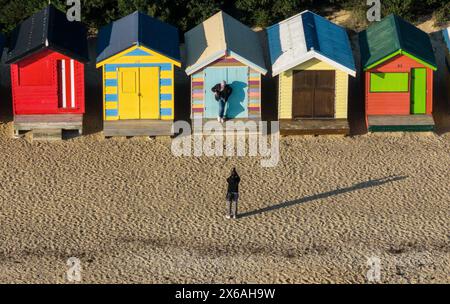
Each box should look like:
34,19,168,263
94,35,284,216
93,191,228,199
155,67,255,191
96,11,181,65
359,14,437,70
443,28,450,52
6,4,88,64
266,11,356,77
184,11,267,75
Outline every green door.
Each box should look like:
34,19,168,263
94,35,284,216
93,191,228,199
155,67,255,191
411,68,427,114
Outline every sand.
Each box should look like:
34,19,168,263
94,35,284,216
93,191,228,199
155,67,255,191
0,125,448,284
0,12,449,284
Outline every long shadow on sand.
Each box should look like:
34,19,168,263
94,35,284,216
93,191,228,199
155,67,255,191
239,176,408,218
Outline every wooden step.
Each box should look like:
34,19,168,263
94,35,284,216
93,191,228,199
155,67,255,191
32,129,62,141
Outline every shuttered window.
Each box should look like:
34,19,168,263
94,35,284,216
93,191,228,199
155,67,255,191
370,73,409,92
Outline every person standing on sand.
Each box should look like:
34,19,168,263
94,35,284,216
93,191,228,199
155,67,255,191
226,168,241,219
212,80,233,123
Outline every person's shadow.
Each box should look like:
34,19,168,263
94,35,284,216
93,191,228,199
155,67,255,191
226,81,247,118
239,175,408,218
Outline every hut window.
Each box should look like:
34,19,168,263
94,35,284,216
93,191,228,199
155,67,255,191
370,73,409,93
18,60,53,86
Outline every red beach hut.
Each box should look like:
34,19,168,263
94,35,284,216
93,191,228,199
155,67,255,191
6,5,89,138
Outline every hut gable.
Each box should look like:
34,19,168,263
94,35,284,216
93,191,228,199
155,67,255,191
184,11,267,75
96,11,181,67
267,10,356,77
6,4,88,64
359,14,437,71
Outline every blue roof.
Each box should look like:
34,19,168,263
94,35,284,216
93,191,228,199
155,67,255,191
96,11,181,64
266,11,356,76
444,28,450,51
302,11,355,72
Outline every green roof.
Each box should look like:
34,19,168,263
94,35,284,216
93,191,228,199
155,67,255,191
359,14,437,70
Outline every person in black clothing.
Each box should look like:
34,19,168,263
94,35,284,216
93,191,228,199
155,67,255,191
226,168,241,219
211,80,233,123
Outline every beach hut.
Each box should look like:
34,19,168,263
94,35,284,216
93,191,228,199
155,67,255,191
96,12,181,137
184,11,267,123
444,28,450,70
266,11,356,135
6,4,88,139
443,28,450,101
359,14,437,132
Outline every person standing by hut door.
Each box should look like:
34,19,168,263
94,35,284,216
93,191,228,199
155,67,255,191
226,168,241,219
212,80,233,123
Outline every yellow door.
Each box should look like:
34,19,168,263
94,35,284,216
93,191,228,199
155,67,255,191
118,68,140,119
140,67,160,119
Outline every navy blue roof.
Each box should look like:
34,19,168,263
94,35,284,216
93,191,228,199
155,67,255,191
96,11,181,64
5,5,88,64
302,11,355,72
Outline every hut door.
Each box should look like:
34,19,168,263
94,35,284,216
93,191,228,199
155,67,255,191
140,67,160,119
204,68,228,118
293,70,315,118
226,67,249,119
292,70,335,118
314,71,335,117
411,68,426,114
118,68,140,119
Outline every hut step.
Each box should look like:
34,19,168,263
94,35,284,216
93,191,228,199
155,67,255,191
31,129,62,141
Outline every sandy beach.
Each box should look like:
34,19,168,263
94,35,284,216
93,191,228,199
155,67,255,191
0,125,448,283
0,13,448,284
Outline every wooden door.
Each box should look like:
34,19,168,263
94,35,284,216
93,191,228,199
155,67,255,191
293,70,315,118
314,71,335,117
292,70,335,118
118,68,140,119
140,67,160,119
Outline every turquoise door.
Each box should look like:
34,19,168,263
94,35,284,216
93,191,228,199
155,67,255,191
204,67,227,118
204,66,248,119
226,67,248,119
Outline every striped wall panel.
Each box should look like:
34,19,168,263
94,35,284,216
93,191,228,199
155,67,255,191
209,56,245,67
191,72,204,118
248,69,261,119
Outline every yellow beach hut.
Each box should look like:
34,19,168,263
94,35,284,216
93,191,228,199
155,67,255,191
96,12,181,136
267,11,356,135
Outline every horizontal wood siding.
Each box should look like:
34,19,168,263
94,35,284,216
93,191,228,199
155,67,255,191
11,49,85,115
366,54,433,115
191,71,205,119
248,69,261,118
335,71,348,119
279,71,293,119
